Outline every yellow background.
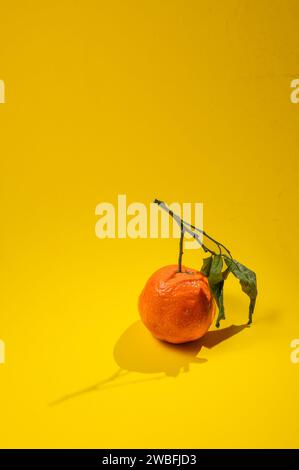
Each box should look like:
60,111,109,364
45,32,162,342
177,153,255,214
0,0,299,448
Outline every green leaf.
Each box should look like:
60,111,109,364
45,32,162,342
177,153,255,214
208,254,223,285
200,256,213,277
222,267,231,280
224,258,257,324
208,255,225,328
211,280,225,327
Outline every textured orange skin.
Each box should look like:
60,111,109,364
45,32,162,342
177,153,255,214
139,265,216,344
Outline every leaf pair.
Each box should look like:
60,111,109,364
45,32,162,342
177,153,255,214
200,255,257,328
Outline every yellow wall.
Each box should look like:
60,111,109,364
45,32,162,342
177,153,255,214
0,1,298,448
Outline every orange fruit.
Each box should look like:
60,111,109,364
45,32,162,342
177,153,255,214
138,265,216,344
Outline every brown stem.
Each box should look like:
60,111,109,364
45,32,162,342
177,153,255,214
153,199,231,259
178,221,184,272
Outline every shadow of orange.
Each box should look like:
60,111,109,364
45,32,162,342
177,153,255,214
50,321,247,405
114,321,247,377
